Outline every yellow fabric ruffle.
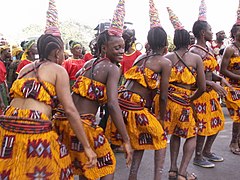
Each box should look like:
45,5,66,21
225,86,240,123
203,56,218,72
124,66,160,90
0,107,73,179
10,78,56,107
4,106,49,120
170,67,196,85
53,113,116,179
72,76,107,104
160,85,197,138
228,56,240,69
193,89,224,136
105,117,123,146
118,90,167,150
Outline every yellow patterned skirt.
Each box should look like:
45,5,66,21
159,85,197,138
225,86,240,123
0,106,73,180
117,89,167,150
105,116,123,146
53,113,116,180
193,89,224,136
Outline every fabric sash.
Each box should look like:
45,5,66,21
0,115,52,134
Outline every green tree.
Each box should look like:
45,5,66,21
21,19,96,51
167,35,175,52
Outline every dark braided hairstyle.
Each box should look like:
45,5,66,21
147,27,167,53
95,30,111,58
192,20,208,39
122,29,136,52
37,34,63,61
230,24,240,39
173,29,190,50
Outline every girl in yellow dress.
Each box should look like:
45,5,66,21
0,0,96,179
220,5,240,155
164,7,205,180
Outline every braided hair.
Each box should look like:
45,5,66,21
37,34,63,61
230,24,240,39
173,29,190,50
122,29,136,52
95,30,111,58
147,27,167,53
192,20,208,39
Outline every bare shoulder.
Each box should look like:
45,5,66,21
41,62,68,80
18,62,34,76
106,61,121,73
164,52,175,59
160,56,172,67
84,58,95,68
188,51,202,60
133,54,147,65
225,44,235,52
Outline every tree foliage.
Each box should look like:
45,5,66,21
167,35,175,52
21,19,96,50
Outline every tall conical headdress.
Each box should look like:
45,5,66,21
108,0,125,37
44,0,61,36
236,0,240,25
167,7,184,30
149,0,161,28
198,0,207,21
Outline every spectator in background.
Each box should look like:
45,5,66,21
189,31,196,45
62,40,85,87
83,38,97,62
0,53,9,114
16,40,38,74
7,45,23,89
121,28,142,74
0,45,12,76
208,30,227,73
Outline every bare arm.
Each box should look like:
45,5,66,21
189,56,206,101
220,46,240,80
55,66,96,166
158,59,172,122
212,72,223,82
106,65,130,143
106,64,132,167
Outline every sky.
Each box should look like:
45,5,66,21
0,0,239,45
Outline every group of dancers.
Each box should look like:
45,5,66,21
0,0,240,180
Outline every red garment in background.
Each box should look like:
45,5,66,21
62,59,86,81
16,59,32,74
83,53,93,62
0,61,6,83
121,50,142,73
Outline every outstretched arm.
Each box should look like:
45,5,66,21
158,59,172,123
220,46,240,80
189,56,206,101
56,66,97,168
106,64,132,167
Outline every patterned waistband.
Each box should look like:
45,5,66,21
53,111,98,128
118,89,146,111
52,108,67,120
80,114,98,128
0,115,52,134
168,93,190,106
118,98,144,111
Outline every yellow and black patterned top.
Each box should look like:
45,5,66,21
124,66,160,90
10,78,57,108
72,75,107,105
